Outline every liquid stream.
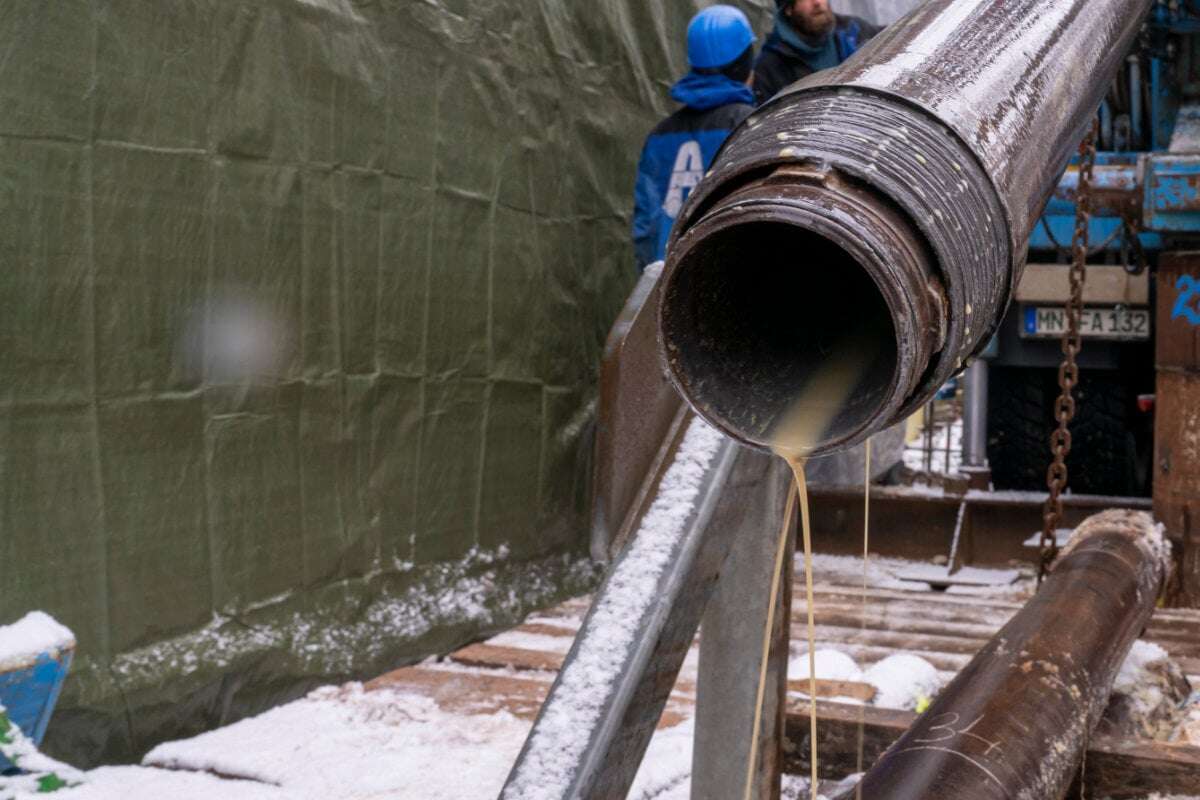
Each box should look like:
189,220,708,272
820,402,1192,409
770,342,874,799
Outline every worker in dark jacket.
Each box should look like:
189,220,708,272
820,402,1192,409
753,0,880,104
631,5,756,270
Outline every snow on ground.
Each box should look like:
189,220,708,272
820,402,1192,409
109,546,597,687
862,654,941,710
1115,641,1173,707
145,684,529,799
131,681,698,800
800,553,930,591
800,552,1034,599
0,612,74,671
787,649,943,711
15,767,290,800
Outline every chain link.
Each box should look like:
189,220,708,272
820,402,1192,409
1038,119,1098,585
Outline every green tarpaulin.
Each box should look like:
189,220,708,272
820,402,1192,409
0,0,771,765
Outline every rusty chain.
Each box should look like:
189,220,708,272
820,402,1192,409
1038,119,1098,585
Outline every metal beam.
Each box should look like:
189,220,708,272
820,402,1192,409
692,457,793,800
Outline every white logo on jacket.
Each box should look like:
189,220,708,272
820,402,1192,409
662,140,703,218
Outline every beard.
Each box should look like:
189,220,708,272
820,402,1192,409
795,6,836,37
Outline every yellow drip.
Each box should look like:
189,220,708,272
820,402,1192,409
856,439,871,799
741,482,796,800
748,335,875,799
790,458,819,800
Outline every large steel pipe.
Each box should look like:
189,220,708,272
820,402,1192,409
851,510,1170,799
658,0,1152,455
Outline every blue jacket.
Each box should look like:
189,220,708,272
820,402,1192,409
632,73,754,269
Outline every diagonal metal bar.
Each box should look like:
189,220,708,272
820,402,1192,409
501,418,784,799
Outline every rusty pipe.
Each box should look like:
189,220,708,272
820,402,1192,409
657,0,1152,454
851,510,1169,800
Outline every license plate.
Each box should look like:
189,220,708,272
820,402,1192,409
1021,306,1151,340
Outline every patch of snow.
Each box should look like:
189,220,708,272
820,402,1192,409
1114,640,1170,698
800,553,935,591
0,701,85,798
863,654,942,710
147,684,529,799
10,766,290,800
500,418,724,800
109,549,597,687
140,679,702,800
626,719,694,800
789,649,863,683
0,612,74,672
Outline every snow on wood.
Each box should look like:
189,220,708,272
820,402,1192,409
0,612,74,672
789,649,863,683
16,529,1197,799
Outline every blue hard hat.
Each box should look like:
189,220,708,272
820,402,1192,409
687,5,756,70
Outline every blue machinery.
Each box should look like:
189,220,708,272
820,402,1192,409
961,1,1200,480
1030,1,1200,255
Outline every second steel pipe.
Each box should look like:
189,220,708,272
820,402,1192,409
657,0,1152,455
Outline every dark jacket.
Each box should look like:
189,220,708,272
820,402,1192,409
632,74,754,269
752,14,879,105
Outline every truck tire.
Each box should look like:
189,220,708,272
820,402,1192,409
986,367,1145,496
986,366,1052,492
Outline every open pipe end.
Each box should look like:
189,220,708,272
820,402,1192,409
659,168,942,456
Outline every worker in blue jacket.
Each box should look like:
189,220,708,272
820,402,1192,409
631,5,756,270
753,0,879,104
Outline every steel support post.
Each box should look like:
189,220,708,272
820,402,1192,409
692,456,794,800
961,359,991,489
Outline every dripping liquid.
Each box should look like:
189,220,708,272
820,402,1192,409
769,338,875,799
856,439,871,799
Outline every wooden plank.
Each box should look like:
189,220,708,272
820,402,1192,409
783,699,912,779
790,622,989,655
1084,734,1200,798
1156,252,1200,369
1155,370,1200,607
513,621,579,638
449,643,563,673
366,665,692,730
802,590,1200,647
1156,252,1200,608
783,701,1200,798
787,679,876,702
365,666,555,720
801,590,1019,616
789,641,971,673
